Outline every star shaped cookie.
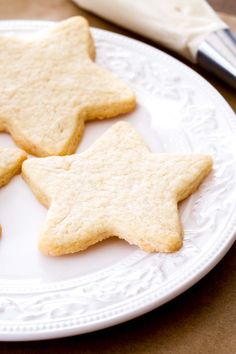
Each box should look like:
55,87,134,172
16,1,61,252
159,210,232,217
0,17,135,156
22,122,213,256
0,147,27,235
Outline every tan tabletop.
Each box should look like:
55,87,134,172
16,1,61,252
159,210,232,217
0,0,235,352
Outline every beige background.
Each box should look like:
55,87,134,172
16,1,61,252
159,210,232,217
0,1,235,353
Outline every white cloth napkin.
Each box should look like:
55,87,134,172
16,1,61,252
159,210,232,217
73,0,227,62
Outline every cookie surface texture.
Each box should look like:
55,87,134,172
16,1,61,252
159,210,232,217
0,147,27,235
22,122,213,256
0,17,136,156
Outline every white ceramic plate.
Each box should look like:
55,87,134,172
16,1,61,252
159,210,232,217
0,20,235,341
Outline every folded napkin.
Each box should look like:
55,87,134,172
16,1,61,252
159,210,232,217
74,0,227,62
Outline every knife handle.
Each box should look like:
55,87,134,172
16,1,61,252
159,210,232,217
197,29,236,90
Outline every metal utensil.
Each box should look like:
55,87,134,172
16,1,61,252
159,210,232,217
197,29,236,89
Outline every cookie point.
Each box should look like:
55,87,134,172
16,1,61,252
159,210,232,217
112,120,134,131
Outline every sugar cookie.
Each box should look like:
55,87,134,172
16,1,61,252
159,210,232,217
0,17,136,156
22,122,213,256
